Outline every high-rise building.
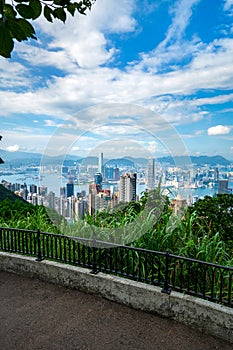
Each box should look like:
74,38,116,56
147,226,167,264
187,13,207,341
60,186,66,197
147,157,155,189
98,152,103,174
114,166,120,181
74,198,88,219
171,193,187,216
218,179,229,194
119,172,137,203
48,191,55,209
66,182,74,198
38,186,47,196
214,168,219,181
94,172,103,188
30,184,37,194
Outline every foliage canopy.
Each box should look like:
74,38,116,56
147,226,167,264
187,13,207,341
0,0,96,58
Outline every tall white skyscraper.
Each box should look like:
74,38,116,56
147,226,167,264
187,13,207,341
99,152,103,174
119,172,137,203
147,157,155,189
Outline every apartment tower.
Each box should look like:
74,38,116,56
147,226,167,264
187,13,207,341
119,172,137,203
147,157,155,189
98,152,103,174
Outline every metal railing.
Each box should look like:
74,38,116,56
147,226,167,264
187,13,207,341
0,226,232,308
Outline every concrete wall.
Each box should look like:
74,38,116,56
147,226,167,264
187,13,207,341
0,252,232,344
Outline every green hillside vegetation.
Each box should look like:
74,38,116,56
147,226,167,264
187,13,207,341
0,184,27,203
81,191,233,265
0,185,60,232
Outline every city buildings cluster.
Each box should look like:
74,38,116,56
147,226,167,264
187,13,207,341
1,152,232,222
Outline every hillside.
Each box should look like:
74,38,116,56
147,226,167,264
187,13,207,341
0,184,28,204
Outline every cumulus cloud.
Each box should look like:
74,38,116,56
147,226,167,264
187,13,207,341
1,0,233,158
6,144,20,152
208,125,232,136
32,0,136,69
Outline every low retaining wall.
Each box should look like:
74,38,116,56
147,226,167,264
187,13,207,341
0,252,232,344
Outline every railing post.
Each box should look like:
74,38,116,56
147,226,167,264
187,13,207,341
0,228,2,250
90,237,98,275
161,251,171,295
36,229,43,262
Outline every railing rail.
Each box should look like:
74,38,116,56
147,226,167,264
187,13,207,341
0,226,232,308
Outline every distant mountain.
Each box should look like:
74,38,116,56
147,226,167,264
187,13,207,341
157,155,231,166
0,149,42,161
105,158,135,167
0,149,231,167
0,149,82,167
190,155,231,166
123,157,148,166
74,156,99,166
0,149,42,166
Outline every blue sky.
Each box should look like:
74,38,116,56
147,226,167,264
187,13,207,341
1,0,233,161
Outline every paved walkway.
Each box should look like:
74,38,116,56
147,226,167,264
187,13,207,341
0,271,232,350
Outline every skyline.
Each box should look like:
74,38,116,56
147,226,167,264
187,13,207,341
1,0,233,161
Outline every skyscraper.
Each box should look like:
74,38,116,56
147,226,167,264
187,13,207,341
94,172,103,188
147,157,155,189
99,152,103,174
66,181,74,198
119,172,137,203
30,184,37,194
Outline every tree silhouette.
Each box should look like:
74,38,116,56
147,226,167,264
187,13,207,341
0,0,96,58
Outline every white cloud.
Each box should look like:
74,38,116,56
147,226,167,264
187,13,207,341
32,0,136,69
163,0,201,46
6,144,20,152
44,120,61,127
192,93,233,106
208,125,232,136
224,0,233,12
147,141,158,154
0,56,31,89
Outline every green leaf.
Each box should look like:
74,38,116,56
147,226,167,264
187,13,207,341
0,20,14,58
44,5,53,23
67,4,76,16
17,18,37,40
8,19,27,41
16,4,35,19
29,0,42,20
53,8,67,22
53,0,70,5
3,4,17,19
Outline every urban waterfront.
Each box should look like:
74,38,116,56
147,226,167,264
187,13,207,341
0,171,225,199
1,152,233,224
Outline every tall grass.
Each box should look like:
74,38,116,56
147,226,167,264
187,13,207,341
134,210,233,265
0,200,60,233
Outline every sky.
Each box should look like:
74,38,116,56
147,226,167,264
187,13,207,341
1,0,233,161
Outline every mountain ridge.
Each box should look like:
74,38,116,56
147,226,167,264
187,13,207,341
0,149,231,167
